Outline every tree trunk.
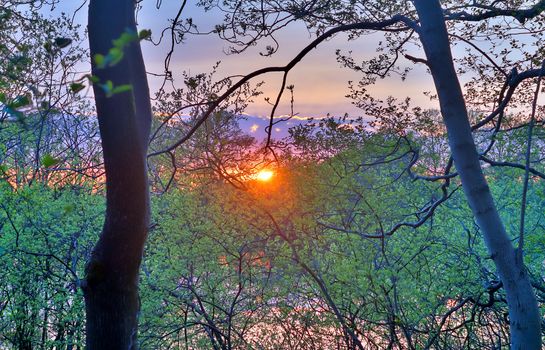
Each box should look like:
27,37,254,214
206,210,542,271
412,1,541,348
83,0,152,349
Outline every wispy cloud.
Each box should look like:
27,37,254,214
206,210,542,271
241,113,336,121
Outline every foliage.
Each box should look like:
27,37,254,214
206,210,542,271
0,184,104,349
2,0,545,348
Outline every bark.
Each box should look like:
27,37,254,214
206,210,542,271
412,1,541,348
83,0,152,349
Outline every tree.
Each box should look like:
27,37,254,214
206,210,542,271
193,1,545,348
4,0,545,347
82,0,151,348
413,1,541,348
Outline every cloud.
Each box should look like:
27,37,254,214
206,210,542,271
243,113,334,121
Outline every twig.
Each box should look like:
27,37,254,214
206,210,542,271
518,60,545,261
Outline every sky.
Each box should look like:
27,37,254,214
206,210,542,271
48,0,438,137
136,1,437,115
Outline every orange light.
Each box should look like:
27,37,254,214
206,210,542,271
256,169,274,182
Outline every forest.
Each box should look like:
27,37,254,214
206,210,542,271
1,0,545,349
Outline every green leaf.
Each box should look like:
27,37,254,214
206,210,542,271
139,29,152,40
111,84,132,95
9,95,30,109
70,83,86,93
94,30,142,70
100,80,114,97
185,77,199,89
100,81,132,97
108,47,124,66
41,154,60,168
63,204,75,214
86,74,100,84
44,42,53,53
54,37,72,48
94,54,106,68
3,107,25,125
113,30,138,49
9,55,32,68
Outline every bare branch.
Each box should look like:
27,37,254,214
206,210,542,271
445,0,545,23
148,14,415,158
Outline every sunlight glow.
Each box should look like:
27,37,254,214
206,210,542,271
256,169,274,182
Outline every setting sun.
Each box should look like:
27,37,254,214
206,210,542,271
256,169,274,182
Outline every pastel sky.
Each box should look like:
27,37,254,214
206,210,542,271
136,2,437,117
50,1,439,136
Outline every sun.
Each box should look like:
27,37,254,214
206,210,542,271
256,169,274,182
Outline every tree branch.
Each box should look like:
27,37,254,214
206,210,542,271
148,14,414,158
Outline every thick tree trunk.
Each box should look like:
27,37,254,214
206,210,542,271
83,0,152,349
412,1,541,348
